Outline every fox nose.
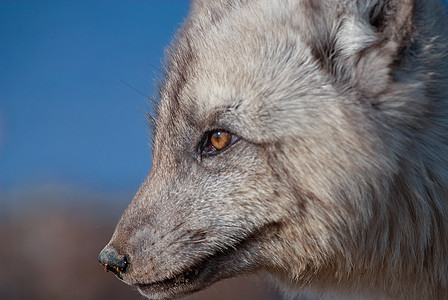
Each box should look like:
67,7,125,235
98,246,129,276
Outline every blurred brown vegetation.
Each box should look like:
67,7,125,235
0,186,282,300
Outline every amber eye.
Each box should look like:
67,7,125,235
210,131,231,150
200,130,239,156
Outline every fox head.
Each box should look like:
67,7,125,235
99,0,448,299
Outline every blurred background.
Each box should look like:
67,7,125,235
0,1,282,299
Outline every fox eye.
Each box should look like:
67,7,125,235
200,130,239,156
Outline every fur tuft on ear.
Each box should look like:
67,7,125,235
308,0,416,95
347,0,415,93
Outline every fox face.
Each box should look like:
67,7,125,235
99,0,448,299
102,22,349,298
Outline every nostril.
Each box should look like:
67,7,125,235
98,246,129,276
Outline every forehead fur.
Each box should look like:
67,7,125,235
158,0,344,141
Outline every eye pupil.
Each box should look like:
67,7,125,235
210,131,231,150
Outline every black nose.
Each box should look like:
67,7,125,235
98,246,129,276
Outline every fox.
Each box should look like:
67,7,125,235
99,0,448,299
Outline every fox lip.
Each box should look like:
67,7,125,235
136,260,209,298
133,223,279,299
134,232,259,299
135,239,244,299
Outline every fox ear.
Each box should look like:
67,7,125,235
313,0,415,94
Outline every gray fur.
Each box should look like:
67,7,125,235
101,0,448,299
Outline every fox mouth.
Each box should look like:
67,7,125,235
135,235,252,300
136,259,210,298
134,223,280,299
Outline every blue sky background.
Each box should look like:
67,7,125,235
0,1,190,199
